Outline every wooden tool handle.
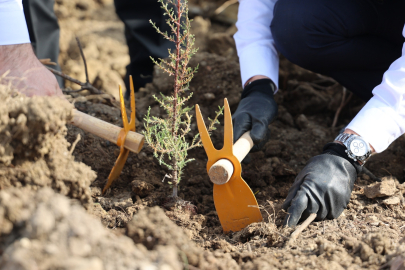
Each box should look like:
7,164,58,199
208,131,253,185
70,109,144,153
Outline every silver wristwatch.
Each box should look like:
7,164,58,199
334,133,372,165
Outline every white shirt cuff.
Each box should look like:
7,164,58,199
0,0,30,45
238,45,279,89
347,96,405,153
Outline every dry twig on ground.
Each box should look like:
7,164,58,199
45,37,102,95
362,167,382,182
69,134,81,155
39,58,57,66
332,87,353,128
214,0,238,15
287,213,317,244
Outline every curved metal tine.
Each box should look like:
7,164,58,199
195,104,216,156
103,148,130,194
128,75,136,132
119,85,129,132
222,98,233,153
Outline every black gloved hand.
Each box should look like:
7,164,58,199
232,79,278,152
282,143,362,227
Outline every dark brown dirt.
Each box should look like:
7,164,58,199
1,0,405,269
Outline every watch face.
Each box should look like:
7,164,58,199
349,138,368,156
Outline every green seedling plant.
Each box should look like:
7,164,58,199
144,0,223,198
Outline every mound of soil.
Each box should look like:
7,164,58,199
0,83,95,206
0,187,182,270
127,206,239,269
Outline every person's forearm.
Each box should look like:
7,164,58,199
234,0,279,88
0,44,34,70
0,1,62,97
0,43,63,97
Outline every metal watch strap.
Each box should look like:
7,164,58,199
335,133,352,145
334,133,371,165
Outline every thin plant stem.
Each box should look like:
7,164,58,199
143,0,222,198
171,0,182,195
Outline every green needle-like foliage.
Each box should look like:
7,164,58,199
144,0,223,197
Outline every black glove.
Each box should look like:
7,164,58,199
282,143,362,227
232,79,278,152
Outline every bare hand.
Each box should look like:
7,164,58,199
0,43,63,97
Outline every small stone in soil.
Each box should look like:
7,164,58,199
383,196,400,205
131,180,154,198
203,93,215,100
364,179,397,199
163,197,198,215
296,114,310,130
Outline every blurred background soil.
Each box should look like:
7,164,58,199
1,0,405,269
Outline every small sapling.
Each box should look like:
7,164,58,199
144,0,222,198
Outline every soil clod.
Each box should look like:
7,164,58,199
364,178,397,199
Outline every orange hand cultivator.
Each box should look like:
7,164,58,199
69,76,143,194
195,98,262,233
102,76,137,194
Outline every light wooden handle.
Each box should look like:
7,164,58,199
70,109,144,153
208,131,253,185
